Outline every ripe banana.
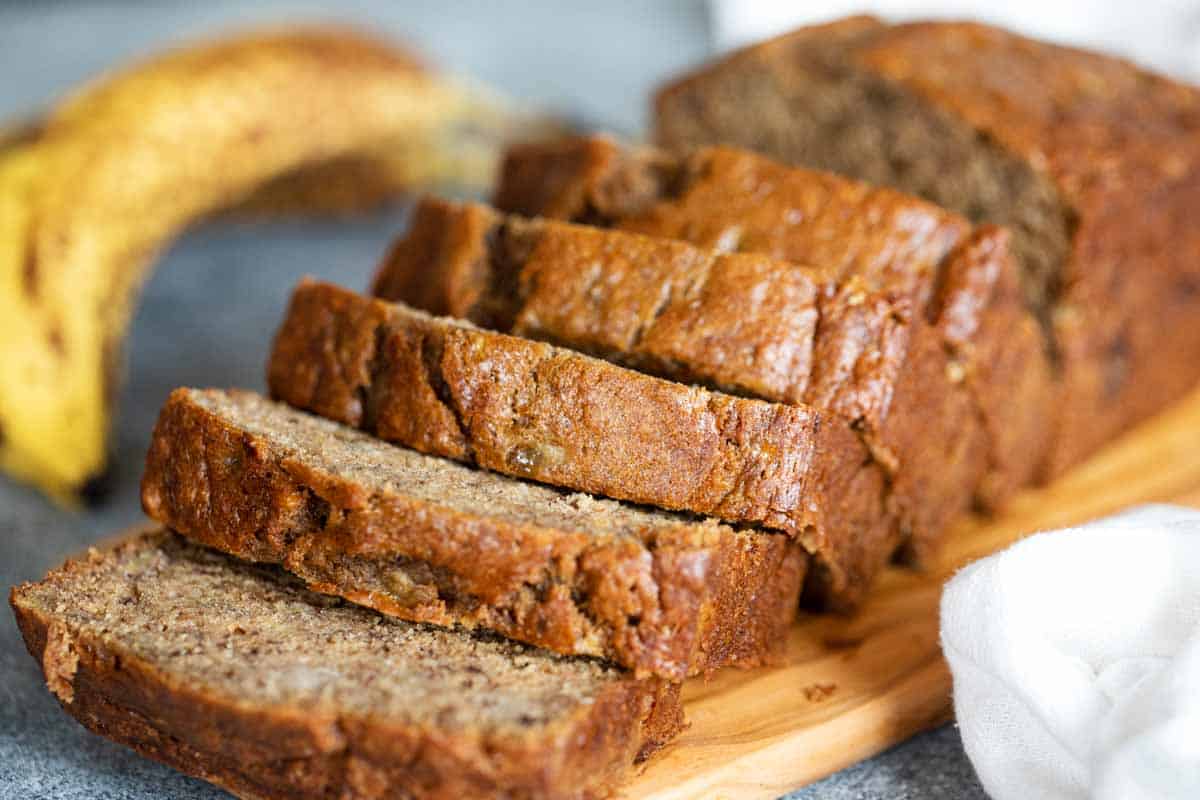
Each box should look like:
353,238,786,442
0,26,557,505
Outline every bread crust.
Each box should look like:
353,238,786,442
934,226,1054,506
141,389,806,679
488,138,1053,514
10,532,684,800
654,18,1200,478
268,282,889,609
366,189,1044,583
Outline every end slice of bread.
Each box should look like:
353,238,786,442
10,530,684,800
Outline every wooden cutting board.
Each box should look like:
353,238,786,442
623,388,1200,799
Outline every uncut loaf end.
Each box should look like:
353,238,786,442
653,16,1200,478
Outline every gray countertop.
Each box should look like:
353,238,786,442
0,2,986,797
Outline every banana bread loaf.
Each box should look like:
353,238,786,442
653,17,1200,477
489,136,1052,510
10,530,684,800
142,388,806,679
268,281,888,609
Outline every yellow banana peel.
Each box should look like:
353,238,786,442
0,26,556,505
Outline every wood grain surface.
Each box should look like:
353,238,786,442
623,388,1200,799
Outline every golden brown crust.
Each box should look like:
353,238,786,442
653,19,1200,479
10,533,684,800
370,198,500,318
366,188,1031,588
488,139,1051,515
141,388,806,679
497,141,990,529
269,281,888,609
493,135,679,223
368,194,982,593
934,226,1055,507
525,141,965,292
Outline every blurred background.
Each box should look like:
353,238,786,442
3,1,1198,134
1,2,1197,798
713,0,1200,79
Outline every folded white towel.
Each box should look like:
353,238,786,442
940,505,1200,800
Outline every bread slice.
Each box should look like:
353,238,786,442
268,281,887,609
489,136,1053,513
652,16,1200,478
10,530,683,800
494,136,965,287
141,388,806,678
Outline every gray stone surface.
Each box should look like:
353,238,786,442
0,2,987,797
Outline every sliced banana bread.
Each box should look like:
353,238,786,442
489,136,1052,511
367,196,994,571
653,17,1200,478
141,388,806,678
493,136,964,291
10,530,683,800
268,281,888,609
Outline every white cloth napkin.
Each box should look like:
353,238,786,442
940,505,1200,800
